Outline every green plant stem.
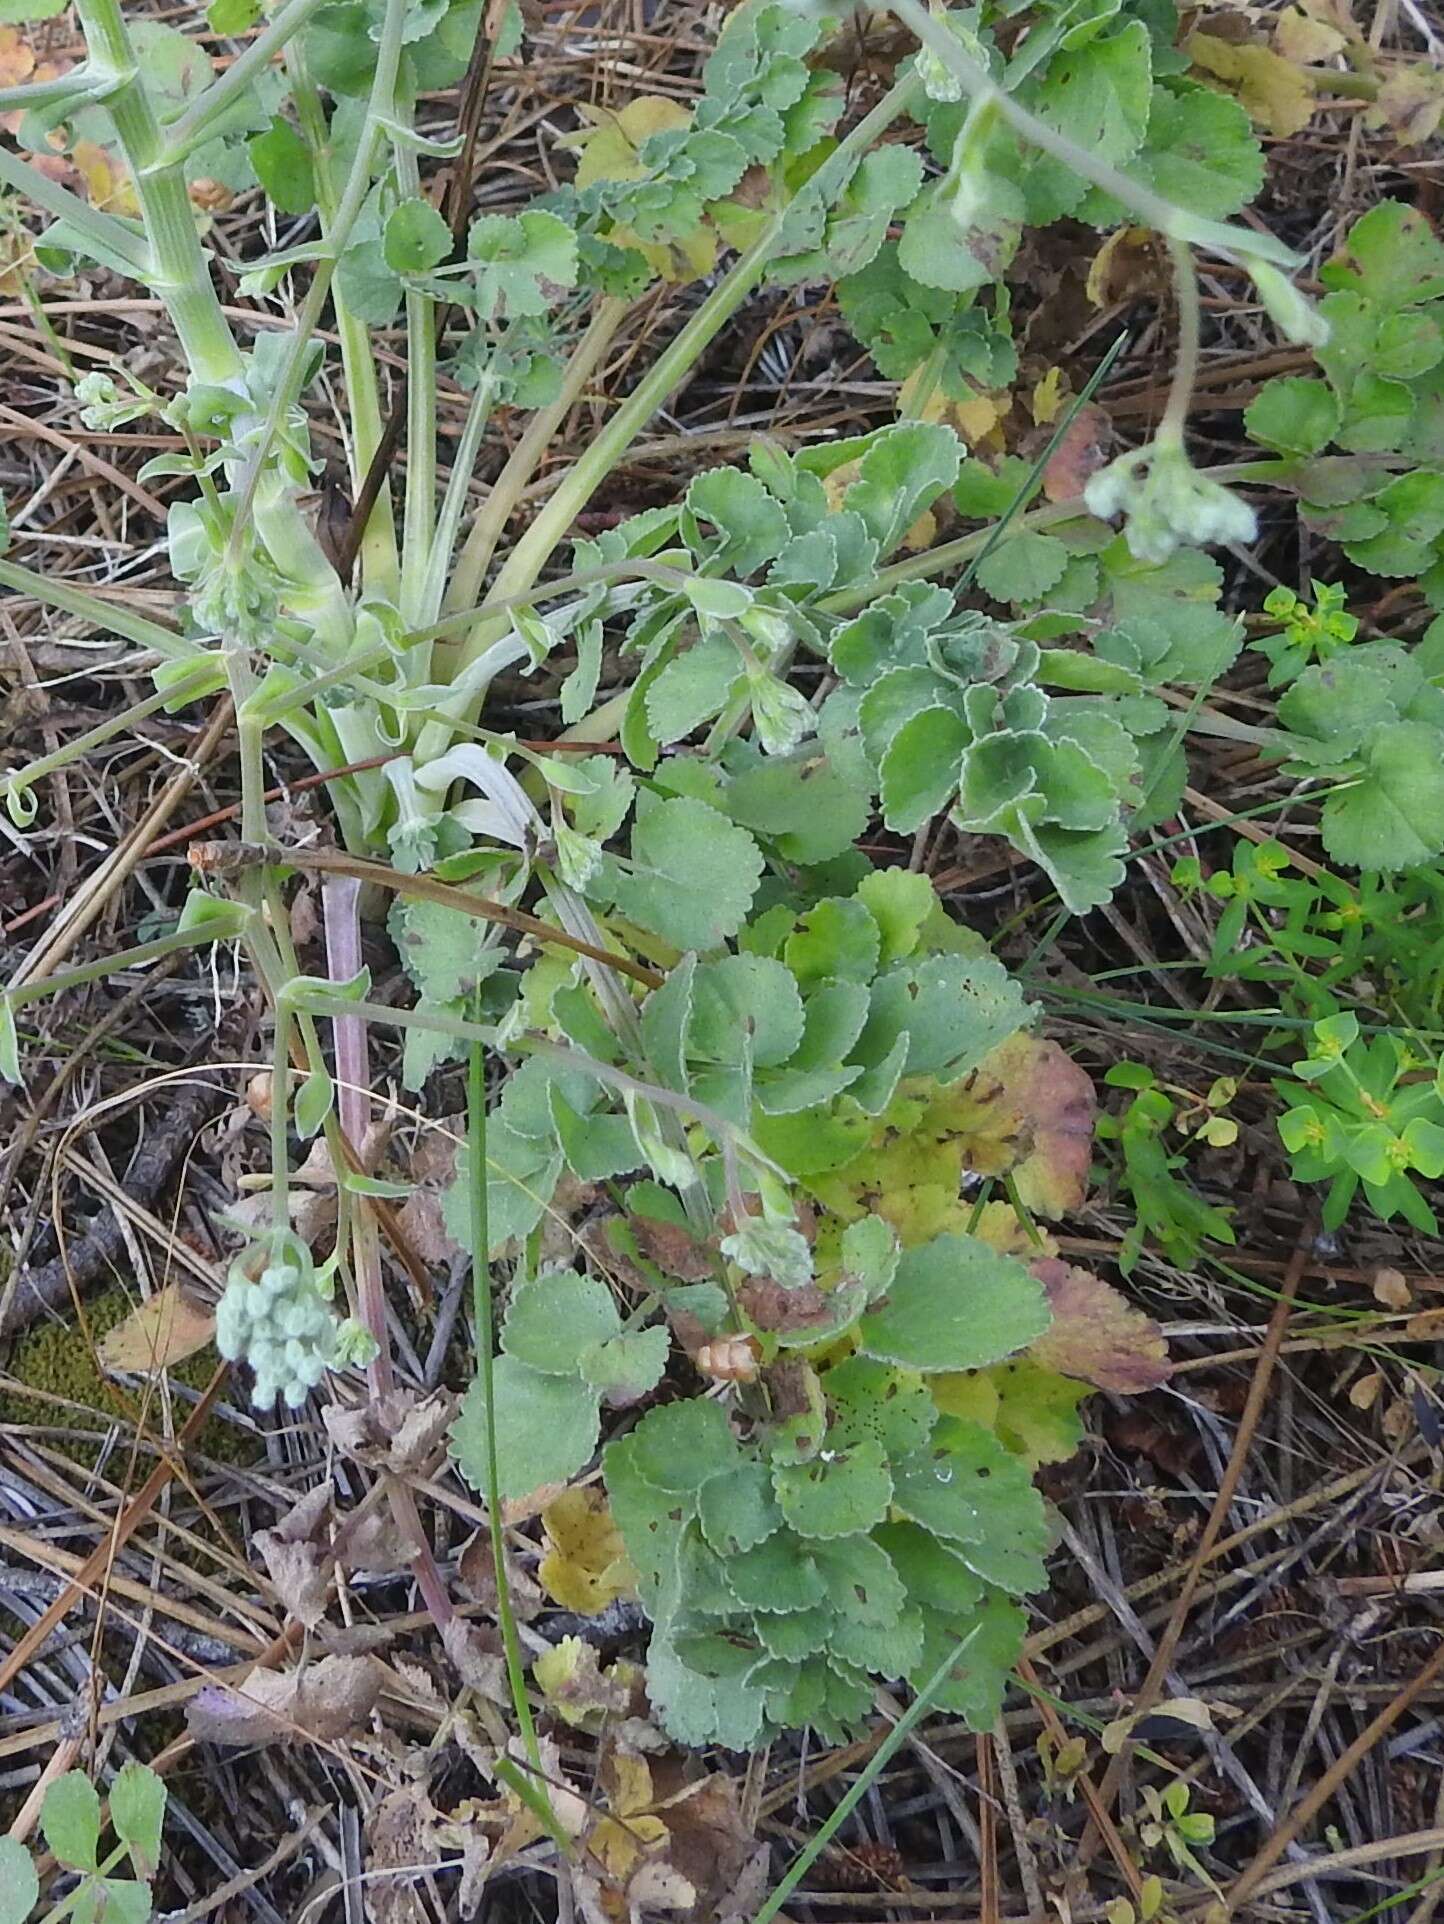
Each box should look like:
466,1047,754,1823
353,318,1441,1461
466,1037,550,1793
422,71,924,748
395,120,437,627
1,661,222,817
0,71,95,114
887,0,1297,267
421,366,500,623
3,911,252,1013
0,557,199,659
74,0,244,386
270,1004,292,1235
443,297,629,617
230,0,408,545
287,38,400,597
1159,237,1200,449
0,144,146,275
159,0,333,163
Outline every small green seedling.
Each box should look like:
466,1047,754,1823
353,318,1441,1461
0,1762,167,1924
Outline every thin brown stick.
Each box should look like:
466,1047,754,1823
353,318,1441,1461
190,840,664,987
0,1363,228,1700
1226,1639,1444,1914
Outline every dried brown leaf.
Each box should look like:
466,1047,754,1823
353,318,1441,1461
442,1619,509,1703
1029,1259,1170,1392
323,1388,457,1475
1373,1267,1413,1310
98,1285,215,1374
1041,403,1113,503
367,1787,440,1924
458,1530,546,1619
186,1654,382,1746
255,1485,334,1629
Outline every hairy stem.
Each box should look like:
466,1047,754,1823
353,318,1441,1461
1160,236,1201,449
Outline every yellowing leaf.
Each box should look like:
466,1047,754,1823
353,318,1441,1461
932,1359,1088,1467
570,96,692,189
534,1634,631,1729
930,1369,1001,1426
1273,4,1345,61
72,139,141,217
954,388,1010,448
1032,367,1066,427
1369,66,1444,147
1086,226,1163,310
0,27,36,90
1186,33,1318,138
591,1751,668,1879
902,506,937,552
98,1284,216,1374
538,1485,636,1613
611,219,717,283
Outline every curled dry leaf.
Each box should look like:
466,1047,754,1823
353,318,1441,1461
255,1484,334,1629
458,1529,545,1620
1373,1266,1412,1310
323,1387,458,1475
186,1654,383,1746
1029,1259,1170,1392
535,1635,632,1729
98,1284,215,1374
1101,1693,1216,1753
441,1619,510,1703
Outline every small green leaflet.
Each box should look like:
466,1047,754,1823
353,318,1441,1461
248,118,316,216
0,1838,38,1924
467,210,579,319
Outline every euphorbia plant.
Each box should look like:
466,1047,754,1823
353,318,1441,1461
0,0,1312,1741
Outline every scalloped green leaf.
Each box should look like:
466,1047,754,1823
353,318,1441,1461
451,1358,600,1499
859,1232,1050,1371
891,1416,1050,1594
502,1272,621,1373
772,1438,893,1538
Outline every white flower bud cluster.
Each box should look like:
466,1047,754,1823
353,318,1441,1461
216,1251,363,1410
1085,440,1257,565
